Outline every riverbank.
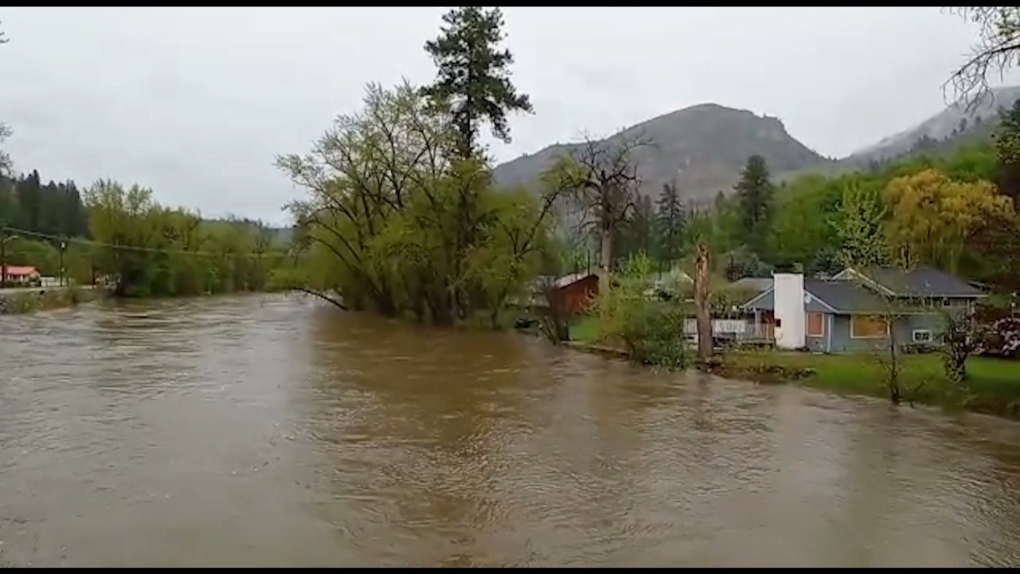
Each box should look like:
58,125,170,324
0,285,99,315
717,349,1020,417
565,317,1020,419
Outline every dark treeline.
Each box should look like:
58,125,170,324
0,171,88,238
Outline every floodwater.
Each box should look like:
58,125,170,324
2,294,1020,567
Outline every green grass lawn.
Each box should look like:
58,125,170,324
565,313,1020,418
569,315,601,344
723,348,1020,416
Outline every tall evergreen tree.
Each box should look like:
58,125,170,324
654,181,685,265
18,170,42,233
734,154,774,255
422,6,533,159
618,194,653,263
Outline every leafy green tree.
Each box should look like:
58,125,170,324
883,168,1011,273
422,6,533,159
277,81,558,327
85,180,285,297
733,155,774,255
766,174,842,270
832,179,888,269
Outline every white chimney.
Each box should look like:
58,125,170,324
773,273,805,350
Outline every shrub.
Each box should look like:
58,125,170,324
976,316,1020,359
594,254,688,368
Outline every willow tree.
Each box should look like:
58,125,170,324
882,168,1012,273
86,180,280,297
277,82,556,326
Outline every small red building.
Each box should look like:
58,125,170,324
1,265,41,287
548,272,599,315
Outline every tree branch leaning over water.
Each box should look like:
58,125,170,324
291,286,348,311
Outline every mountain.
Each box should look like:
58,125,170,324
492,103,830,204
841,85,1020,168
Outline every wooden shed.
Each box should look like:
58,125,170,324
548,271,599,315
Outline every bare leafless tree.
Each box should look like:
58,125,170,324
944,7,1020,112
542,131,651,294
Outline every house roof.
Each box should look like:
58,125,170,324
554,271,598,290
840,266,984,298
2,265,38,276
741,266,984,314
872,266,985,297
803,279,889,314
729,277,773,294
741,278,895,314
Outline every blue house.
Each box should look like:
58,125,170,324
740,266,986,353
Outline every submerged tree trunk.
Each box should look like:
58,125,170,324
694,240,714,363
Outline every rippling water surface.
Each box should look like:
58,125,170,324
2,294,1020,567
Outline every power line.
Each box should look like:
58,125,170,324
0,225,288,260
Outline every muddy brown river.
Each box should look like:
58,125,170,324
2,294,1020,567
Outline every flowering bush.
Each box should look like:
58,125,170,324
975,316,1020,359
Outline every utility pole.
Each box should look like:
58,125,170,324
0,227,6,289
58,240,66,287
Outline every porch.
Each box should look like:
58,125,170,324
683,316,775,345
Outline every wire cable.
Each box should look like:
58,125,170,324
0,225,289,260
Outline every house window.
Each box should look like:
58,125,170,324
806,312,825,337
912,329,933,343
942,298,953,307
850,314,889,339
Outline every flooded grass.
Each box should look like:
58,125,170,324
568,315,600,344
565,313,1020,419
0,285,98,315
721,349,1020,418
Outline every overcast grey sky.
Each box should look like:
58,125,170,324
0,7,1008,225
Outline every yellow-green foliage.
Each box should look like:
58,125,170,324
592,254,688,367
85,181,286,298
276,82,557,325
